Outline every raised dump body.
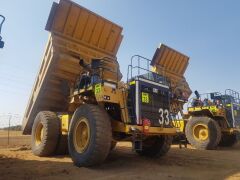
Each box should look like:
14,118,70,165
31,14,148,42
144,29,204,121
151,44,192,100
22,0,123,134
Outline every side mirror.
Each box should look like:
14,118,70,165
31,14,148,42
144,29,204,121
0,40,4,48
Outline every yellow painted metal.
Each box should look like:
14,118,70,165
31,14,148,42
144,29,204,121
73,86,93,95
94,83,102,95
192,123,209,141
151,44,189,76
141,92,150,103
188,105,226,118
94,84,130,124
111,120,177,135
151,44,192,100
188,106,218,112
22,0,178,140
147,127,176,135
172,119,185,132
194,107,202,111
35,122,44,146
129,81,135,85
46,0,123,57
73,118,90,153
188,107,195,112
209,106,217,112
95,85,118,103
22,0,123,134
61,115,70,135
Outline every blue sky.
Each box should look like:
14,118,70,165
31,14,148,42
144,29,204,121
0,0,240,118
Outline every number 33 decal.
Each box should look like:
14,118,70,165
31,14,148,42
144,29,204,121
158,108,170,125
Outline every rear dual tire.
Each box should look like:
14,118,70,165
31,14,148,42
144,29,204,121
31,111,68,156
136,135,172,157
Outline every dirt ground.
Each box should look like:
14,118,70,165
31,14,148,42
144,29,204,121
0,135,240,180
0,130,30,147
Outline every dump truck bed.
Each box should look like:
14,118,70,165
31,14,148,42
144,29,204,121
151,44,189,82
151,44,192,98
22,0,123,134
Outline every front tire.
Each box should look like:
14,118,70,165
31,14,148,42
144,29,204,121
185,116,221,150
68,104,112,167
136,136,172,157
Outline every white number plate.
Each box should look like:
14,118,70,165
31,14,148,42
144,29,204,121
158,108,170,125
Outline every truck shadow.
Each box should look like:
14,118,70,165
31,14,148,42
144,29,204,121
89,145,240,179
1,145,240,180
217,142,240,151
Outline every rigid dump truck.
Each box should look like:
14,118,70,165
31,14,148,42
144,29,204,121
182,89,240,150
22,0,191,167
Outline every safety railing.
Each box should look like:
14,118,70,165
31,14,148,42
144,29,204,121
127,55,168,86
225,89,240,104
188,90,240,108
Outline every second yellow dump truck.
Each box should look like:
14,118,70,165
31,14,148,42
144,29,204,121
182,90,240,150
22,0,191,167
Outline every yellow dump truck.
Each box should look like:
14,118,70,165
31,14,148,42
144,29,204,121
22,0,191,167
183,90,240,150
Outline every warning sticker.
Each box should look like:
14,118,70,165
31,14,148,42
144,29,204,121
142,92,149,103
95,84,102,94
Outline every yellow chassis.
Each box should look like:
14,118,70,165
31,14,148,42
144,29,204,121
59,114,177,136
61,83,178,136
111,120,177,135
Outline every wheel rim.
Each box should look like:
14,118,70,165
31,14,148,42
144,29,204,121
192,124,209,141
73,118,90,153
35,123,44,145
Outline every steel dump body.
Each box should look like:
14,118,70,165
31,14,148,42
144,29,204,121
22,0,123,134
151,44,192,99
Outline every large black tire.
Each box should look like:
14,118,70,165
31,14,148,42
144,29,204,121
68,104,112,167
31,111,60,156
219,134,238,147
136,136,172,157
110,141,117,151
185,116,221,150
55,134,68,155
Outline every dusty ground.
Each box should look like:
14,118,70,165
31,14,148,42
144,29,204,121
0,130,30,147
1,138,240,180
0,130,22,137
